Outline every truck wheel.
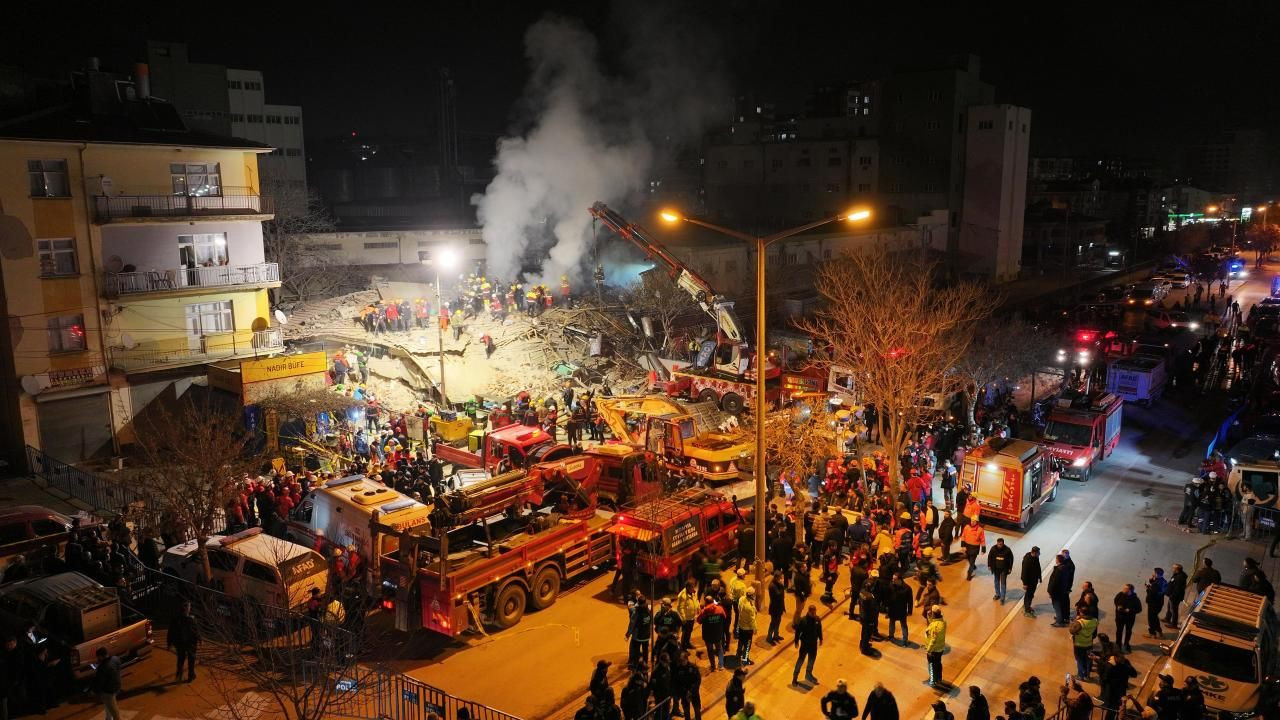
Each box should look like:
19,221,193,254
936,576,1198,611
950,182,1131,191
698,389,718,405
493,582,527,629
529,565,562,610
721,393,744,415
1049,484,1058,502
1082,467,1092,483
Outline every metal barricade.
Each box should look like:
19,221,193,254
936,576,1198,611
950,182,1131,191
371,672,523,720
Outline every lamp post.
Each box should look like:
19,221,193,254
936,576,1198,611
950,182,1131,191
660,207,871,593
422,247,459,406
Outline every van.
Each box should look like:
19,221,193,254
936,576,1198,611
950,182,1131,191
285,475,432,562
1142,584,1280,718
160,528,328,611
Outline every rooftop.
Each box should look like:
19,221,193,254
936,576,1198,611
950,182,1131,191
0,103,270,150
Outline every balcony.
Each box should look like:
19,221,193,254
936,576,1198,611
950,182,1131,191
105,262,280,298
109,327,284,373
93,187,273,223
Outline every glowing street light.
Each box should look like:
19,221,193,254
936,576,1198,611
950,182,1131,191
658,204,871,596
422,247,460,404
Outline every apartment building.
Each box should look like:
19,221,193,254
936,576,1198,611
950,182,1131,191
0,67,280,467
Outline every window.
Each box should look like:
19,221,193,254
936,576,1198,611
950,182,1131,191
364,241,398,249
823,249,832,259
928,90,942,101
978,120,994,130
227,80,242,90
242,560,278,583
857,183,871,192
266,115,282,124
207,549,239,572
925,120,940,130
179,233,229,267
244,81,262,91
0,523,27,545
284,116,301,125
827,156,843,167
229,114,245,123
825,183,839,193
771,158,783,169
170,163,221,196
309,243,342,251
32,519,65,536
186,301,234,334
285,148,302,157
246,114,263,123
859,156,872,165
37,238,77,276
27,159,69,197
46,314,85,352
893,120,905,131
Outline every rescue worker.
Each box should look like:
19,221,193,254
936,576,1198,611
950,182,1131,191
674,579,699,650
961,519,987,580
893,512,917,570
727,568,747,629
1069,608,1099,678
924,606,947,687
735,586,758,666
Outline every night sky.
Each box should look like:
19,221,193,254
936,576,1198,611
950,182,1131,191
5,1,1279,161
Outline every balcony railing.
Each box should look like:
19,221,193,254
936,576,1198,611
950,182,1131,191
93,186,272,222
105,262,280,297
109,327,284,372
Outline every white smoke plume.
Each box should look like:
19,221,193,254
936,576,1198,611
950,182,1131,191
473,10,728,284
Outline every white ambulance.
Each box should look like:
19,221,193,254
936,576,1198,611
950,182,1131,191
284,475,432,562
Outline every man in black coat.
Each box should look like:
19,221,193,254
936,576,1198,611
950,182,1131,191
168,600,200,682
1163,563,1188,627
792,604,824,685
885,574,914,646
1021,546,1042,618
987,538,1015,604
858,585,879,656
863,682,899,720
938,511,957,563
847,560,869,620
1047,554,1071,626
1113,583,1142,653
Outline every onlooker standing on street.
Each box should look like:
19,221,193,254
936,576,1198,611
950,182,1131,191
1047,554,1072,626
169,599,200,682
886,573,914,646
1190,558,1221,597
736,586,759,666
1163,564,1188,628
697,596,727,671
1021,546,1042,618
924,606,947,688
92,647,123,720
1112,583,1141,653
822,678,859,720
673,651,702,720
863,682,899,720
626,596,653,670
1144,568,1167,639
725,668,747,718
988,538,1014,604
1,635,22,720
1069,609,1098,679
766,570,787,644
792,604,823,685
967,686,990,720
858,582,879,656
938,510,957,563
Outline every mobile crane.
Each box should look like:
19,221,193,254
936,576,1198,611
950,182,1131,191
589,202,778,413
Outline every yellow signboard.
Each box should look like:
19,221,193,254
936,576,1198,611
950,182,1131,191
240,352,327,384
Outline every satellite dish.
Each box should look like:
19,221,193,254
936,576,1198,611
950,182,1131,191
20,376,41,395
274,309,288,325
106,255,124,273
100,175,115,197
121,332,137,349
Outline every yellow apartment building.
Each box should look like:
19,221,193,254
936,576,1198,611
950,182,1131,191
0,83,282,468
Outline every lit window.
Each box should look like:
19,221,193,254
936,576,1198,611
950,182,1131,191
47,314,86,352
37,238,78,276
179,233,229,266
170,163,221,196
185,301,234,335
28,159,69,197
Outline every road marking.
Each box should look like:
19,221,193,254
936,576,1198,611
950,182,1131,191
926,477,1124,714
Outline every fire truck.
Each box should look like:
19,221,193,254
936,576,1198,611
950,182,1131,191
1040,391,1124,481
373,453,615,636
593,395,752,484
607,488,742,587
430,419,574,474
959,438,1057,529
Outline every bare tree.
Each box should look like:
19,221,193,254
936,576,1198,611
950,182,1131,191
749,400,844,506
622,271,701,356
799,248,989,486
129,394,263,581
185,551,389,720
1246,223,1280,266
954,316,1060,427
260,170,351,302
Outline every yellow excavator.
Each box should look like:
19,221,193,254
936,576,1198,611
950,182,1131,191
593,395,752,484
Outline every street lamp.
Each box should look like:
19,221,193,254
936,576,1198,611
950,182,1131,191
422,247,459,405
659,206,872,593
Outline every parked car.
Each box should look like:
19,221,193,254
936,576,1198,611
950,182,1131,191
160,527,329,612
1096,284,1133,303
1131,283,1168,307
0,571,153,680
1154,272,1192,288
0,506,84,578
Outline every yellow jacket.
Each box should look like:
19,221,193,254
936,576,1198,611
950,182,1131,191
737,595,758,632
674,588,699,622
924,617,947,652
727,576,747,602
